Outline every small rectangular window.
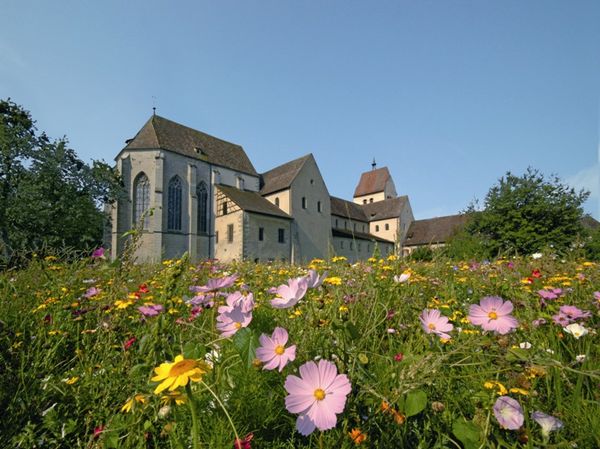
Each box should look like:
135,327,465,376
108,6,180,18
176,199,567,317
275,197,280,207
227,224,233,243
259,227,264,241
302,197,307,209
340,241,344,249
375,225,379,232
215,231,219,243
278,228,285,243
317,201,322,213
385,223,390,231
222,201,228,215
350,241,354,250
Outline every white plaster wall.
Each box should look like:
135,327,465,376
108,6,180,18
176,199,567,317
264,190,291,214
215,209,244,262
244,214,292,262
289,156,332,263
353,191,386,205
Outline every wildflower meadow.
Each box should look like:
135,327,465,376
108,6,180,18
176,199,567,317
1,252,599,448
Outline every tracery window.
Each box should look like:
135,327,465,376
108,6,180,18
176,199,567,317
167,176,182,231
133,173,150,229
197,181,208,234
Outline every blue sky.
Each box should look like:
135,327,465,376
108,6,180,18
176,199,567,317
2,0,599,219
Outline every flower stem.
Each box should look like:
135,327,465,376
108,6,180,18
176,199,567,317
200,379,240,443
185,383,200,449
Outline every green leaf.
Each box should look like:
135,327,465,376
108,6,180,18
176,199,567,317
452,419,481,449
345,321,360,340
404,389,427,417
232,327,259,368
183,341,206,360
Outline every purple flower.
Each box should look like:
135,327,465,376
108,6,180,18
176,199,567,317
216,292,253,337
419,309,453,340
531,318,547,327
284,360,351,435
305,270,328,289
559,305,591,321
270,277,309,309
532,411,563,438
190,274,239,293
468,297,519,335
187,294,214,308
256,327,296,372
551,313,571,326
493,396,524,430
91,247,105,259
84,287,100,298
138,304,164,317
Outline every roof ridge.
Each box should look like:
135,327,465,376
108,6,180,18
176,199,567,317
261,153,312,176
153,114,243,148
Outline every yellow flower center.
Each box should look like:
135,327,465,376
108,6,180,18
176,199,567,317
428,323,436,330
488,311,498,320
274,345,285,355
234,322,242,329
169,359,198,377
314,388,326,401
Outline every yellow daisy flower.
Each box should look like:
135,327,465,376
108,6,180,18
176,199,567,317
151,355,211,395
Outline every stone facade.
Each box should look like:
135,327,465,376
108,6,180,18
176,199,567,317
110,114,448,263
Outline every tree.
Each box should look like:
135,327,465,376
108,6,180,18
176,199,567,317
0,99,122,263
466,168,589,256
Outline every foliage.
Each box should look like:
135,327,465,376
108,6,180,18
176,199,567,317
443,223,491,260
582,226,600,261
0,98,122,265
407,245,435,261
466,168,589,256
1,254,598,448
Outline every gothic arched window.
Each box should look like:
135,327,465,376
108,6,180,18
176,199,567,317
197,181,208,234
167,176,182,231
133,172,150,229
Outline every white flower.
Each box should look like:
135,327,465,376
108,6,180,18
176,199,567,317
575,354,586,363
531,253,543,259
563,323,588,339
519,342,532,349
545,348,555,354
393,272,411,283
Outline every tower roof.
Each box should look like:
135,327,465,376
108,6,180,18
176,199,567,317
121,115,258,176
353,166,392,197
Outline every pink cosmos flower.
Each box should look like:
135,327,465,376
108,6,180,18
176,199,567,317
187,293,215,308
493,396,524,430
284,360,352,435
551,313,571,326
84,287,100,298
468,296,518,335
256,327,296,372
190,274,239,293
91,247,105,259
138,304,164,317
216,292,253,337
559,305,591,321
419,309,453,340
270,277,309,309
305,270,328,289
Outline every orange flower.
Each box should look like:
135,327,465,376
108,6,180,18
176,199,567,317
349,428,367,445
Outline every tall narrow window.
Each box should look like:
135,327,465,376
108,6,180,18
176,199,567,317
335,219,339,228
197,181,208,234
259,227,264,241
385,223,390,231
222,201,228,215
375,225,380,232
302,197,307,209
275,197,280,207
167,176,182,231
317,201,322,213
133,172,150,229
227,224,234,243
278,228,285,243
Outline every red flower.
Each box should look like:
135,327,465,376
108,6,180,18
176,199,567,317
394,353,404,362
531,269,542,279
123,337,137,351
138,284,150,294
233,433,253,449
93,425,104,439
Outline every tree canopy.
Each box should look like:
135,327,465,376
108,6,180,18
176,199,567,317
465,168,589,256
0,98,122,263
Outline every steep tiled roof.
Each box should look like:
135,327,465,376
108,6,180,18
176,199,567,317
259,154,312,195
362,196,409,221
332,228,394,244
404,214,470,247
330,196,368,222
216,185,291,219
122,115,258,176
353,167,391,197
581,215,600,230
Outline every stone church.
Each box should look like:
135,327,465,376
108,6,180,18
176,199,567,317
110,114,462,263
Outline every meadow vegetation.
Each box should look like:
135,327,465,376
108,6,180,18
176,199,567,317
1,251,598,449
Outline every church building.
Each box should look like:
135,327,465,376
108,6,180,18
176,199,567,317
110,115,426,263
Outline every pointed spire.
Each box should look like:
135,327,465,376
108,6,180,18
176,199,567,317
371,158,377,170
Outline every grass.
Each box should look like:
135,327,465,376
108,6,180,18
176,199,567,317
0,254,598,448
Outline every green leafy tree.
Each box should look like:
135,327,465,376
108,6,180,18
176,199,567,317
0,98,122,263
466,168,589,256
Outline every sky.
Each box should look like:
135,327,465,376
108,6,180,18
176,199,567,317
2,0,599,219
